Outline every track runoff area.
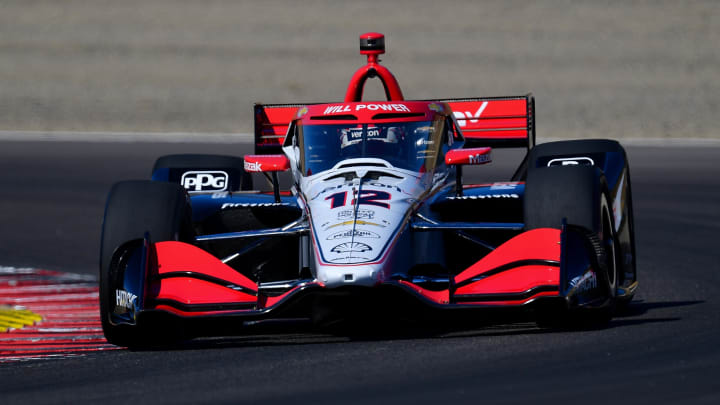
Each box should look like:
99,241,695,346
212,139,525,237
0,267,120,363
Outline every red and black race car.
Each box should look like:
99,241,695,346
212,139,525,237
100,33,637,346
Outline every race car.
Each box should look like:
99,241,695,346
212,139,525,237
99,33,637,346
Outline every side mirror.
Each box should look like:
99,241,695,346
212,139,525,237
444,147,492,197
243,154,290,202
243,154,290,173
444,147,492,166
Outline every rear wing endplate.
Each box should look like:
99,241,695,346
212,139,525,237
437,95,535,149
254,103,307,154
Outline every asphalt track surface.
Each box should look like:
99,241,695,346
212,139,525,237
0,140,718,404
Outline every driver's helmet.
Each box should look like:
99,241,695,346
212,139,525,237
385,126,402,144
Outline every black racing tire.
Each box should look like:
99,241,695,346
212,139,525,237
527,139,625,170
524,166,618,329
526,138,637,306
99,181,192,347
153,154,253,191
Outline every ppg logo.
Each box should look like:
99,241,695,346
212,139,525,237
181,171,229,192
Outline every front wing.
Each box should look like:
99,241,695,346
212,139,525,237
107,223,611,330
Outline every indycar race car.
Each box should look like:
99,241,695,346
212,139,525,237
100,33,637,346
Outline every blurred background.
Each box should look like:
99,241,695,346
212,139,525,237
0,0,718,139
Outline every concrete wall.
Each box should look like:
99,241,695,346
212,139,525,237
1,0,718,139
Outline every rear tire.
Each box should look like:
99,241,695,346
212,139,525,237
99,181,192,347
524,166,618,329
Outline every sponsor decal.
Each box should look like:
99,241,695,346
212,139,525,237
325,220,385,229
331,242,372,253
428,103,443,113
353,190,391,208
323,103,411,115
453,101,488,128
547,157,595,167
613,173,625,232
326,229,381,240
244,161,263,172
469,152,491,164
327,190,392,209
211,191,229,199
365,182,403,193
326,190,348,208
296,106,308,118
328,256,371,263
490,182,521,190
337,209,375,220
569,271,598,293
447,194,519,200
312,183,347,200
181,171,229,192
115,289,137,310
221,202,289,209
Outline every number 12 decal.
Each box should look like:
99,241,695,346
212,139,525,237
326,190,391,209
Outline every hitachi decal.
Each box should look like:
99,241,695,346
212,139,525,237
115,290,137,310
447,194,519,200
323,103,411,115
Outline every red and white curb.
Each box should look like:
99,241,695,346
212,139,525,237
0,267,121,363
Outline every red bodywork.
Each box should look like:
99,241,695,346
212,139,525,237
147,229,562,316
243,154,290,172
445,147,493,166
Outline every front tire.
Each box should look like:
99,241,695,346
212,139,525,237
524,166,618,328
99,181,192,346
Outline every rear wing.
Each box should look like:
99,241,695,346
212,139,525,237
254,103,307,154
254,95,535,154
438,95,535,149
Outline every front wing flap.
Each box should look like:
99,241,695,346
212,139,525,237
108,224,612,326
